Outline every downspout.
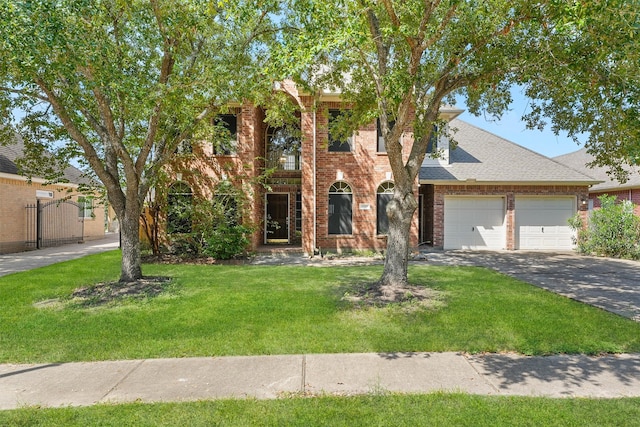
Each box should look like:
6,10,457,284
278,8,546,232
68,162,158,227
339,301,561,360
313,99,317,256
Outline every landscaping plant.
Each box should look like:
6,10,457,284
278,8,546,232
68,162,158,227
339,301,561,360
569,195,640,259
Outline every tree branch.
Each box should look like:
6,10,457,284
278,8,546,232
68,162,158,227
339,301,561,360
135,0,179,179
421,1,458,51
34,77,122,198
0,86,49,102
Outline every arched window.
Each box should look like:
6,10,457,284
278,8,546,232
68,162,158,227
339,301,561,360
213,181,239,226
377,181,395,235
167,182,193,234
266,124,301,170
328,181,352,235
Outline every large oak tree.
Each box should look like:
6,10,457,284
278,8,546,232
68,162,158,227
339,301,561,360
0,0,276,282
279,0,640,288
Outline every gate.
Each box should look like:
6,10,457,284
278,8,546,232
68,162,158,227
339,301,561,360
25,199,85,249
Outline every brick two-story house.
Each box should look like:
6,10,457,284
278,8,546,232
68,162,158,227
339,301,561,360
165,81,598,255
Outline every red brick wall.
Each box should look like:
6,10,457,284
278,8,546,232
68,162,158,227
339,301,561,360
431,185,590,249
590,189,640,216
168,83,597,255
307,104,419,254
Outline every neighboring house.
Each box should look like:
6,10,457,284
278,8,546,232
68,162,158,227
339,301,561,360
554,148,640,215
0,133,105,254
164,81,599,255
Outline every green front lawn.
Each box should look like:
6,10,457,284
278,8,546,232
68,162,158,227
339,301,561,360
1,250,639,363
2,394,640,427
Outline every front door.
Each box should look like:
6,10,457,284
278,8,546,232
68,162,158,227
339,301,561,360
266,193,289,243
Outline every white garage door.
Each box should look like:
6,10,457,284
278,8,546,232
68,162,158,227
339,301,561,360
444,197,506,250
516,197,576,250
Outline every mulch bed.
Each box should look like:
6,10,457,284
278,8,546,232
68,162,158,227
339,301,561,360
341,282,445,309
70,276,172,307
141,254,249,265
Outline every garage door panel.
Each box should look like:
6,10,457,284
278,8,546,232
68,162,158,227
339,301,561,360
516,197,575,250
444,197,506,250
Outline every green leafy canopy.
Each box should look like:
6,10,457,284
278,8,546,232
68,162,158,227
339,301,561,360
279,0,640,181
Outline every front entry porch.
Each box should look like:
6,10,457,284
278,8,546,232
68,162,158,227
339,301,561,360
263,187,302,246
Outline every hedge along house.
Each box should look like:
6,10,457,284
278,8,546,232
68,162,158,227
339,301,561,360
0,133,105,254
163,81,599,256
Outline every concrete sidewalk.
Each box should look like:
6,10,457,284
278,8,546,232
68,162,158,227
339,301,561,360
1,352,639,409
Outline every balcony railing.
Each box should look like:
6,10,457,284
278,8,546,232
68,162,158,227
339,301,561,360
266,149,301,171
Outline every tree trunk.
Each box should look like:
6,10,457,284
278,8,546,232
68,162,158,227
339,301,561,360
378,190,417,287
119,203,143,283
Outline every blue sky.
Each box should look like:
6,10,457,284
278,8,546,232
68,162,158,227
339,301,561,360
455,90,586,159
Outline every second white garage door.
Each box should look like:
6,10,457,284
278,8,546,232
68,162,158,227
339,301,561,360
444,197,506,250
516,197,576,250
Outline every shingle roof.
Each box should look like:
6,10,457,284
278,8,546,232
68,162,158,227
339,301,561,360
420,119,600,185
553,148,640,192
0,132,93,185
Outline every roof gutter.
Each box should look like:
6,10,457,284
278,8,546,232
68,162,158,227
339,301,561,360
418,179,604,186
0,171,80,188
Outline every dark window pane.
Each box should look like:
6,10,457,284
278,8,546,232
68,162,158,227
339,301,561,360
167,182,192,234
426,125,438,155
376,119,395,153
377,193,393,235
328,109,352,152
328,193,352,235
266,125,301,170
213,114,238,155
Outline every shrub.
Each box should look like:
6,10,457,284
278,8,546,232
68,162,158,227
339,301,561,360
569,195,640,259
202,223,251,260
165,183,253,259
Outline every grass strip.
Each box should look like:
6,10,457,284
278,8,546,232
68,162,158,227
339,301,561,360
2,394,640,426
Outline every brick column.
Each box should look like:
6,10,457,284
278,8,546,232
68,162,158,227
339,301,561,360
433,190,445,248
300,100,316,256
506,192,515,250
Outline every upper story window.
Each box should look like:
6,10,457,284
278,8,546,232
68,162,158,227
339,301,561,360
213,113,238,155
426,125,439,156
423,124,451,166
376,118,396,153
266,124,301,171
328,109,352,152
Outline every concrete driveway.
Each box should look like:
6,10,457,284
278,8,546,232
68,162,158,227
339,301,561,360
0,233,120,278
425,251,640,322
